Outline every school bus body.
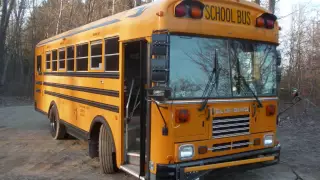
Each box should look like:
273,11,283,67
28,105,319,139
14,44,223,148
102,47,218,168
34,0,280,179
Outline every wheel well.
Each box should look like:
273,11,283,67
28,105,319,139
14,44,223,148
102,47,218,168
47,101,56,118
88,116,110,158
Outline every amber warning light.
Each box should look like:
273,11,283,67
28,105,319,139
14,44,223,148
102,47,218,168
256,13,277,29
174,1,205,19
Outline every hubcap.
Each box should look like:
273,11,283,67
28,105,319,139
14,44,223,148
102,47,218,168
50,114,57,137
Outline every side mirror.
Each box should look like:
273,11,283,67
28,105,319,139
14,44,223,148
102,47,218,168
276,67,282,83
147,86,171,101
276,50,281,66
151,34,168,56
151,33,169,83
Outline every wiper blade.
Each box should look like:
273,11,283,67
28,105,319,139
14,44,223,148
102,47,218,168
239,75,263,108
198,50,219,111
234,57,263,108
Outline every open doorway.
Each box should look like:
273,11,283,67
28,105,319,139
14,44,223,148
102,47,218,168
123,40,147,176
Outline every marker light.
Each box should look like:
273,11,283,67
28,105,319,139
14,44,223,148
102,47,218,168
175,3,186,17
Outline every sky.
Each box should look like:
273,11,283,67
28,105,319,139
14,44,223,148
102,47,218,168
277,0,320,33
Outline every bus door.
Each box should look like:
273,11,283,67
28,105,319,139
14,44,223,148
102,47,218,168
123,39,148,175
35,52,44,109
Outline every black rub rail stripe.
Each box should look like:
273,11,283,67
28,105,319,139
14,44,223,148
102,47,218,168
36,81,42,85
44,90,119,113
43,72,119,79
43,82,119,97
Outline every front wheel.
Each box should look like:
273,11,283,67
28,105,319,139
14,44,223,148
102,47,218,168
49,105,66,140
99,124,117,174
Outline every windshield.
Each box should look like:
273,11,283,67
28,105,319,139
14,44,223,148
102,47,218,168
169,35,277,99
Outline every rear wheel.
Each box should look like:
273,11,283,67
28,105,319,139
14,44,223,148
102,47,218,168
49,105,66,140
99,124,117,174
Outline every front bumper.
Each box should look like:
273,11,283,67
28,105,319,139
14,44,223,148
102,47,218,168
152,144,280,180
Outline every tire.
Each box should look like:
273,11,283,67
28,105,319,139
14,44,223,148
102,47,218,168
49,105,66,140
99,124,117,174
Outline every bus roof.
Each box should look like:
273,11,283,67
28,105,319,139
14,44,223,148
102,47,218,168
37,0,275,47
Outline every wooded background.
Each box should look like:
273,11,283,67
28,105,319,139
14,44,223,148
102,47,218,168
0,0,318,104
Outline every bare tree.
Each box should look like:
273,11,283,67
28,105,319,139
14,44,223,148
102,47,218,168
0,0,15,86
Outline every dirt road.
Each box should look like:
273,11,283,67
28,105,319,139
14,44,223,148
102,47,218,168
0,102,319,180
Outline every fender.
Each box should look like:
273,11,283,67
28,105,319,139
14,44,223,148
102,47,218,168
88,115,114,141
48,101,57,118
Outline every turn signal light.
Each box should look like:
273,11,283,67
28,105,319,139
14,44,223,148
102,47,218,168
198,146,208,154
266,104,276,116
175,109,190,123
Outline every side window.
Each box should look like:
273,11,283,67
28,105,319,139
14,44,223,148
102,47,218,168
67,46,75,71
46,52,51,70
91,40,102,69
37,55,42,73
76,43,88,71
59,48,66,69
52,50,58,71
105,37,119,71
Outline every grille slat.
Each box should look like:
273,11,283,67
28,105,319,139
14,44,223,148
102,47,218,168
212,115,250,138
213,122,249,128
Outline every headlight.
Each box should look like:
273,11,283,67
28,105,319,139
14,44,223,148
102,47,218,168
179,144,194,160
264,134,274,147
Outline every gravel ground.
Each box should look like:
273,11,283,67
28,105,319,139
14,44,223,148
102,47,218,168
0,97,319,180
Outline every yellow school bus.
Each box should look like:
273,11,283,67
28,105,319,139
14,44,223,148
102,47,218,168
34,0,282,179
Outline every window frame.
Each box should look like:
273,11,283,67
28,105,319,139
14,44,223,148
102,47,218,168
104,36,119,72
90,40,103,70
36,55,42,73
45,51,51,70
58,47,66,70
51,49,58,72
76,42,89,72
66,45,75,72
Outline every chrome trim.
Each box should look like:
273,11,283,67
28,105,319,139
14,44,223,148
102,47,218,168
232,142,253,147
213,122,249,128
213,132,250,138
127,152,140,157
120,165,144,179
208,144,232,151
213,127,249,134
213,117,249,124
161,97,278,105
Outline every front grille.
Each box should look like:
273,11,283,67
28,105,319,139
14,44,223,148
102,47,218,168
210,139,251,152
212,115,250,138
212,142,231,152
232,139,251,149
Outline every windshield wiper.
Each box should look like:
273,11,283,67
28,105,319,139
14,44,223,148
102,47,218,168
234,57,263,108
198,49,219,112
